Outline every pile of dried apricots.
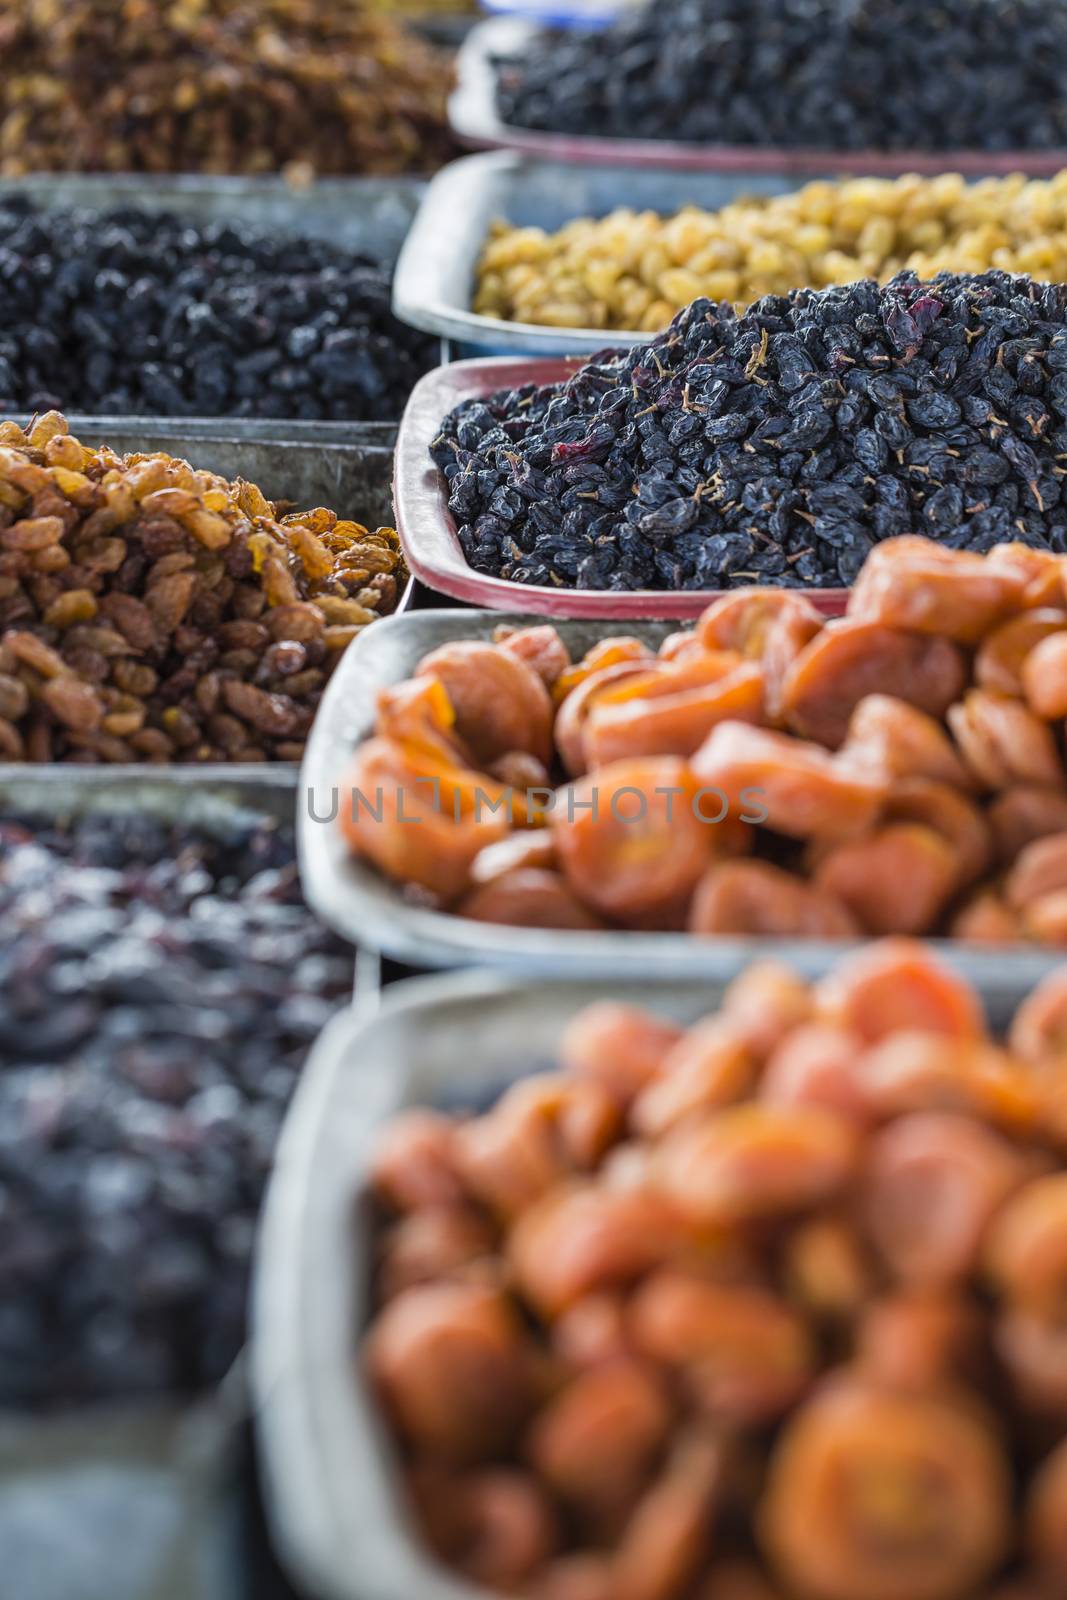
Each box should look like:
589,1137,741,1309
364,942,1067,1600
339,535,1067,943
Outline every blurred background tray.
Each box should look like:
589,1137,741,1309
451,17,1067,176
0,175,427,263
393,151,814,357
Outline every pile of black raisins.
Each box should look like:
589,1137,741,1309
0,809,352,1406
431,269,1067,591
494,0,1067,152
0,198,435,421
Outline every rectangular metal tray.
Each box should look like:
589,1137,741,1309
0,425,410,786
451,16,1067,177
393,150,817,358
0,174,427,263
394,357,851,618
0,765,298,829
297,605,1067,988
251,958,1034,1600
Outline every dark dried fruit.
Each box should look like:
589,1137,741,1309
432,270,1067,592
495,0,1067,154
0,808,351,1406
0,198,435,422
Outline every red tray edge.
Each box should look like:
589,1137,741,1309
394,356,850,622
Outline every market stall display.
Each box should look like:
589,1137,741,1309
8,0,1067,1591
473,170,1067,334
491,0,1067,154
0,781,352,1406
428,270,1067,596
358,944,1067,1600
0,411,404,764
0,196,436,421
0,0,457,178
335,536,1067,945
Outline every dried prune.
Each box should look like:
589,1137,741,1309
0,199,434,421
494,0,1067,156
434,270,1067,593
0,808,351,1406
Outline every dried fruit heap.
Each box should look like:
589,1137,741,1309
340,536,1067,944
433,270,1067,592
495,0,1067,152
0,411,403,763
364,944,1067,1600
0,808,352,1404
0,198,436,421
0,0,456,177
474,172,1067,335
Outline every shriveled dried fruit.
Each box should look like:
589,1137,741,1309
0,413,403,762
0,0,455,181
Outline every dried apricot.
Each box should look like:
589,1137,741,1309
760,1378,1011,1600
850,535,1024,643
630,1272,814,1424
689,859,859,939
815,941,987,1042
656,1103,858,1226
780,619,966,747
865,1113,1026,1285
691,721,885,839
366,1282,532,1462
552,758,712,924
559,1002,683,1108
417,640,555,767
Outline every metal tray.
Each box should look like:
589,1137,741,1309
393,151,815,357
0,764,298,829
0,424,410,785
394,356,851,618
297,605,1067,988
451,17,1067,176
252,958,1034,1600
0,1396,238,1600
0,174,426,263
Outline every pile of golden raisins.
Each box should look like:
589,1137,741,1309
0,411,403,762
0,0,457,177
474,172,1067,332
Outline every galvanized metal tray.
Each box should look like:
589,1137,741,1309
394,357,851,618
452,17,1067,176
0,424,409,786
0,174,426,262
252,957,1033,1600
0,1396,237,1600
50,415,400,529
0,764,298,829
297,605,1066,988
393,151,812,358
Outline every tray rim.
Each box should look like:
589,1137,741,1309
296,603,1067,987
392,149,712,355
451,15,1067,176
394,354,851,619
